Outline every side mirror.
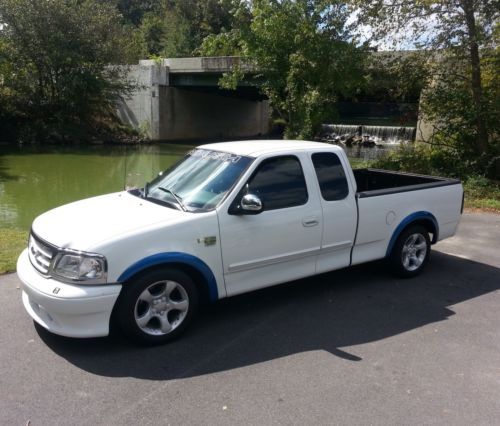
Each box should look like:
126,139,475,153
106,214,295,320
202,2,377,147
240,194,263,214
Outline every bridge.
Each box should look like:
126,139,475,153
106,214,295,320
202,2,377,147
118,55,431,143
117,57,269,141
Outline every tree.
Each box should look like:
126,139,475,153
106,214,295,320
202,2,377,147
166,0,238,56
114,0,162,26
352,0,499,174
135,0,237,58
201,0,368,139
0,0,132,142
0,34,18,140
138,13,170,56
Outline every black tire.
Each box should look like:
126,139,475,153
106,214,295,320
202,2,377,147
389,225,431,278
116,268,199,345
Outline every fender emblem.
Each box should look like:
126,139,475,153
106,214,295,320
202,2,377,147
197,236,217,246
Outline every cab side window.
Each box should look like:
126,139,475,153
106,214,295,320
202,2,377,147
246,156,308,210
312,152,349,201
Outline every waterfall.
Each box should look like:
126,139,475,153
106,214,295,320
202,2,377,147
321,124,361,137
362,125,416,143
321,124,416,144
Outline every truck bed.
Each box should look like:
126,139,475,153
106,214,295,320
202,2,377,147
353,168,461,198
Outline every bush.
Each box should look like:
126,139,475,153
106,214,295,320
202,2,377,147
373,143,500,212
0,0,132,143
373,143,469,178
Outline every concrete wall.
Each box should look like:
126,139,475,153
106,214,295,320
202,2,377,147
415,83,437,143
415,115,435,143
116,65,168,139
140,56,254,73
117,61,268,141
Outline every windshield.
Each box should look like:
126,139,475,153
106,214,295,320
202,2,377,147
144,149,253,212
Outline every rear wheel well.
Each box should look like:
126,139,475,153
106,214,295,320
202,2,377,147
386,216,438,259
406,219,437,243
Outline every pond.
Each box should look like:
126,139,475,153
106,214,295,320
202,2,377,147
0,143,196,230
0,141,387,231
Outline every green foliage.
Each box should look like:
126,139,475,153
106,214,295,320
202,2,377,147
373,141,499,183
159,6,193,57
463,176,500,211
372,143,500,211
201,0,368,139
419,51,500,176
348,157,374,170
114,0,163,26
134,0,238,58
140,13,169,56
373,144,470,178
0,0,133,142
363,52,430,104
353,0,500,176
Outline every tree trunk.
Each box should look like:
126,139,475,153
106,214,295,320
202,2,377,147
461,0,489,156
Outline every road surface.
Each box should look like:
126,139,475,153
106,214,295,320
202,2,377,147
1,212,499,425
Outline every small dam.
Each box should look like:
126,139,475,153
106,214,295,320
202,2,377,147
320,124,417,146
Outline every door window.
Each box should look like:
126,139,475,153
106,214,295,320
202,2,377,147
244,156,308,211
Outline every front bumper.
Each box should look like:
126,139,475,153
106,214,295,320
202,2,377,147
17,249,122,338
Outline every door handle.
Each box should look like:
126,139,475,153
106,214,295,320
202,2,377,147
302,217,319,227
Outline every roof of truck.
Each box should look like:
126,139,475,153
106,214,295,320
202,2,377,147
198,140,344,158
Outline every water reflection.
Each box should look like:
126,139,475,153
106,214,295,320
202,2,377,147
0,144,194,230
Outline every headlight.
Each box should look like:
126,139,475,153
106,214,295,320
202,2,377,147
52,252,107,284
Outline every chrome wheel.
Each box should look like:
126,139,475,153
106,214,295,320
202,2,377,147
134,280,189,336
401,233,427,272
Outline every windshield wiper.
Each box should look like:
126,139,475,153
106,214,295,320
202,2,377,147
156,187,187,212
142,182,150,198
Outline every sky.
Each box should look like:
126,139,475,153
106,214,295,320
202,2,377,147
347,8,441,51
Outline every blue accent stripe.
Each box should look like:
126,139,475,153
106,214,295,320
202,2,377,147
386,211,439,257
118,252,219,301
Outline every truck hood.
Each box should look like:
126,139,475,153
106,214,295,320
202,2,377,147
32,192,187,251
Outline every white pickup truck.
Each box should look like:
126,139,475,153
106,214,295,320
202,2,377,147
17,140,463,344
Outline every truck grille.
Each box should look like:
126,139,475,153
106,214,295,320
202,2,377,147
28,233,56,274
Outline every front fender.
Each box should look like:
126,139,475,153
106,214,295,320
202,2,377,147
117,252,219,301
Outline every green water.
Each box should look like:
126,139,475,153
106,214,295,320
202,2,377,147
0,143,195,230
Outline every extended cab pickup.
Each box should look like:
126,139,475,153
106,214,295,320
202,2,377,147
17,140,463,344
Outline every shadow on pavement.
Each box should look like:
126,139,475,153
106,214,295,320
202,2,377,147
36,251,500,380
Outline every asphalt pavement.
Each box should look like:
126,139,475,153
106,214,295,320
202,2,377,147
1,212,499,425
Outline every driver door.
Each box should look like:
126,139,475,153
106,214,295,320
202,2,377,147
217,154,323,296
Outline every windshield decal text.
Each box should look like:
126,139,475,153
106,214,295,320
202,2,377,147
188,149,242,163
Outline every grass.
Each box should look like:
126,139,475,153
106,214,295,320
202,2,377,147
463,176,500,212
0,228,28,274
348,157,374,169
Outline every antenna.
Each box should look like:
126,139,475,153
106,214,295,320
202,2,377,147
123,146,128,190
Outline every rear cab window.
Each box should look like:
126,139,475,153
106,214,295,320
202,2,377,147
311,152,349,201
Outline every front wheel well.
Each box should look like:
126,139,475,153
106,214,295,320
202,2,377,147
120,263,212,305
